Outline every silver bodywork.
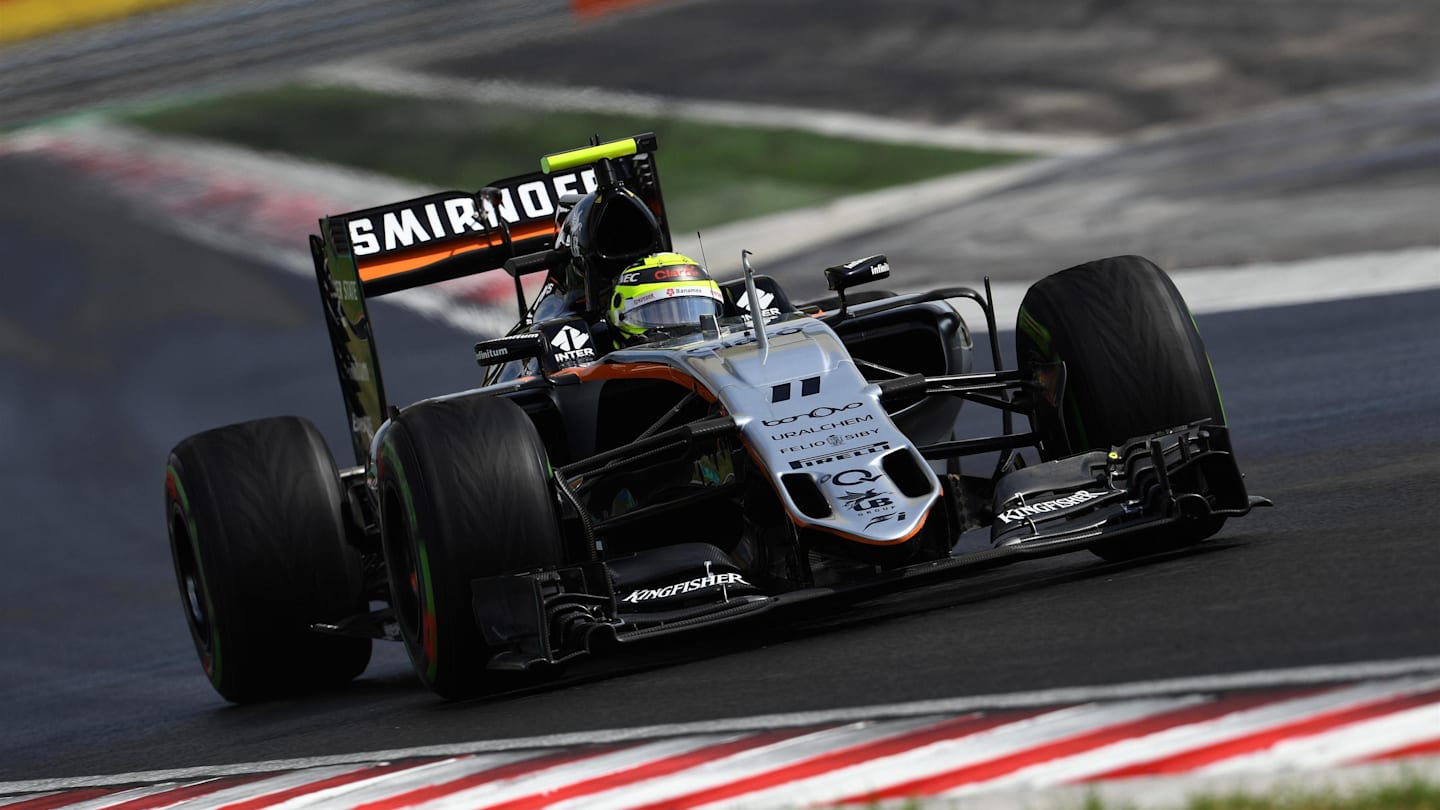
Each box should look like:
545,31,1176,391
608,314,941,544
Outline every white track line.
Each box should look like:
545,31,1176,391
979,245,1440,332
159,764,367,810
166,215,518,337
267,753,540,810
0,125,524,336
0,795,54,807
1200,702,1440,774
948,676,1440,795
700,699,1200,810
545,717,952,810
406,736,735,810
5,657,1440,795
305,64,1110,157
38,783,180,810
7,124,1435,340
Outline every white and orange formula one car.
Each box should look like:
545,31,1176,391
164,134,1269,701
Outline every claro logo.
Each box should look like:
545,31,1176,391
347,170,597,257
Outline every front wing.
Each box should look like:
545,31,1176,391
469,422,1269,672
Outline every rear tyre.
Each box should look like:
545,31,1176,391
1015,255,1227,561
378,395,565,700
165,417,371,703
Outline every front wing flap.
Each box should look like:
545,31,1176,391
982,421,1265,550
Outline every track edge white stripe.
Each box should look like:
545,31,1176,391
5,657,1440,795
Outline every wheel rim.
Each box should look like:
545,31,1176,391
169,505,213,667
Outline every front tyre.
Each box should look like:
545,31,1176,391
165,417,371,703
378,395,564,700
1015,255,1228,561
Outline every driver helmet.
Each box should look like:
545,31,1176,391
607,252,724,340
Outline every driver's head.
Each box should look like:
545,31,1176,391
607,253,724,341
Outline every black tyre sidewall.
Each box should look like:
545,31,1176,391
165,416,370,703
378,396,563,699
1016,255,1224,458
1015,255,1228,558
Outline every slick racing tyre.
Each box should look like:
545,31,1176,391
165,417,371,703
1015,255,1227,561
378,395,565,700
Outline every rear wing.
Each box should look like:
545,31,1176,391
310,134,669,463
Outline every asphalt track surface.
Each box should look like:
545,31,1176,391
423,0,1440,295
429,0,1440,136
0,0,571,129
2,150,1438,781
765,78,1440,296
2,0,1438,788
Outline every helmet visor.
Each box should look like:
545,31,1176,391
626,293,724,329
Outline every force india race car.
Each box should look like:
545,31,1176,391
164,133,1269,701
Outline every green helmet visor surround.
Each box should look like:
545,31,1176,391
609,253,724,338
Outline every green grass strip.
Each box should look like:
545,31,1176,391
122,84,1026,236
1069,777,1440,810
1184,778,1440,810
820,776,1440,810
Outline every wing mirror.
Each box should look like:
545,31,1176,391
823,254,890,317
475,333,545,369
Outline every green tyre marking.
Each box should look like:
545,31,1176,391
1018,307,1087,451
1190,313,1228,424
381,441,439,684
1061,372,1090,451
166,464,222,686
1016,306,1052,356
1207,353,1228,423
